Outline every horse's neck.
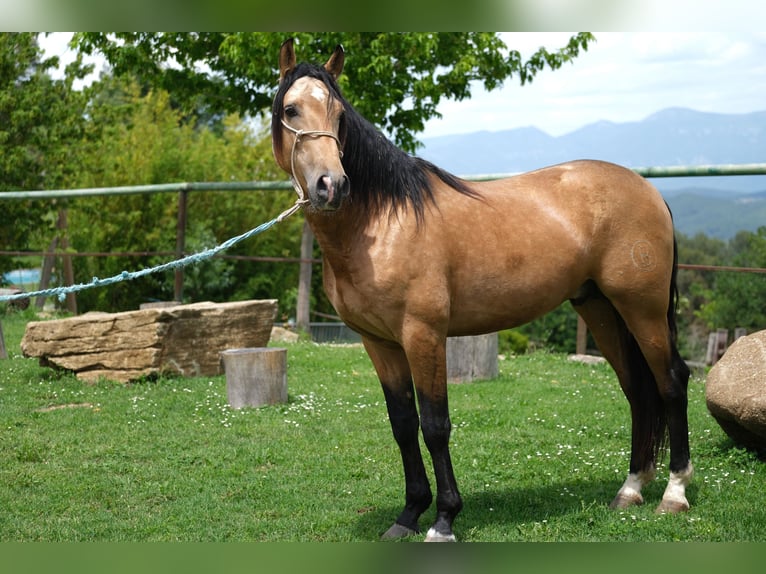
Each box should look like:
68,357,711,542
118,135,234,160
304,209,360,262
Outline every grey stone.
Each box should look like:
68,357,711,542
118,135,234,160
706,329,766,454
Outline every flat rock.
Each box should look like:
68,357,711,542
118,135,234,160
706,329,766,454
567,353,607,365
21,300,277,383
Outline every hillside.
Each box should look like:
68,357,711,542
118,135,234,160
665,190,766,239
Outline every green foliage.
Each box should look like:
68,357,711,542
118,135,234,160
62,78,300,313
518,305,580,353
497,328,528,355
697,227,766,332
3,32,594,318
74,32,594,153
0,33,90,275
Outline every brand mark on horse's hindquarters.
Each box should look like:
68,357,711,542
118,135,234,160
631,240,656,270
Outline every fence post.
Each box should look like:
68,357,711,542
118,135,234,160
706,328,729,365
59,209,77,314
174,190,188,303
0,320,7,359
296,220,314,334
36,235,57,309
576,316,588,355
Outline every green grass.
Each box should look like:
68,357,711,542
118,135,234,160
0,310,763,541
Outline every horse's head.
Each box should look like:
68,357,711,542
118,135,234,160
272,39,350,212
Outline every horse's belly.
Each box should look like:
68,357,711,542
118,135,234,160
446,273,582,336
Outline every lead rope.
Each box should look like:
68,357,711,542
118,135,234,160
278,119,343,221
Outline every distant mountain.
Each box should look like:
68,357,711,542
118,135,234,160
418,107,766,238
420,107,765,180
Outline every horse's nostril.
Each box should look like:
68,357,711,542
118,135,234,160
317,175,335,203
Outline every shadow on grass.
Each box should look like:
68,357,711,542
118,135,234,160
713,436,766,461
353,473,709,542
354,477,627,541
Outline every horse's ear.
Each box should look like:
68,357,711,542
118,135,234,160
324,44,345,79
279,38,296,83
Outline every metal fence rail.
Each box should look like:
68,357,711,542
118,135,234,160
1,162,765,317
2,163,766,200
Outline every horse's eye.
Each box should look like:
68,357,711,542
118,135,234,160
284,105,298,118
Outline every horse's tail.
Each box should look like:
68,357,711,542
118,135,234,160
627,210,682,467
666,204,682,346
625,326,668,467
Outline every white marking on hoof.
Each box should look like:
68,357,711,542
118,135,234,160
425,527,456,542
610,468,656,509
657,463,693,514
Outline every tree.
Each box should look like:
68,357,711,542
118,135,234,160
65,75,298,313
0,32,90,277
698,227,766,333
73,33,594,152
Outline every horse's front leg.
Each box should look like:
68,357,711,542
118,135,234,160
403,325,463,542
363,338,433,540
416,386,462,541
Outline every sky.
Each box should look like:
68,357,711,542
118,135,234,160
421,31,766,139
39,31,766,140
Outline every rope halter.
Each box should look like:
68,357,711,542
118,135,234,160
277,119,344,221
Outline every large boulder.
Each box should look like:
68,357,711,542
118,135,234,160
21,299,277,383
706,329,766,454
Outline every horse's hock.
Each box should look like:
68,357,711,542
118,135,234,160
706,329,766,453
21,299,278,383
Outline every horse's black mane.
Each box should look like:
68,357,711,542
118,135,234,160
272,61,477,222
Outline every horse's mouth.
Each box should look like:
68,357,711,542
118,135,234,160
311,174,349,210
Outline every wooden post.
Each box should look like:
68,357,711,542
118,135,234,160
0,320,7,359
174,190,188,303
36,235,57,310
296,220,314,334
59,209,77,315
221,347,288,408
576,316,588,355
446,333,498,383
706,328,729,365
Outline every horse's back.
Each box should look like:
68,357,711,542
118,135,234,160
433,159,675,334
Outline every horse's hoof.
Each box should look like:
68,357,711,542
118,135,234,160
609,491,644,510
424,527,456,542
655,499,690,514
381,522,419,540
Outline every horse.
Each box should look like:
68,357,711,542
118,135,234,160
271,39,692,542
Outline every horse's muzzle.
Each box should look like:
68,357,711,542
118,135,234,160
311,173,349,210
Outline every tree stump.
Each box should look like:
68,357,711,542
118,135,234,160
446,333,498,383
221,347,288,409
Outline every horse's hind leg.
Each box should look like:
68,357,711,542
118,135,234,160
572,293,666,509
615,306,693,514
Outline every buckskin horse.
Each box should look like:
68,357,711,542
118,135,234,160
271,39,692,542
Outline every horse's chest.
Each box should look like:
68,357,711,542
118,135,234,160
322,260,406,338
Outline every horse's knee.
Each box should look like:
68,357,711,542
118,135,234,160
420,415,452,450
389,411,420,445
